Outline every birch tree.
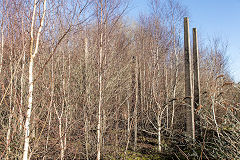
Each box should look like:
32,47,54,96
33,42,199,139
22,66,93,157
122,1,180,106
96,1,104,159
0,0,6,75
23,0,46,159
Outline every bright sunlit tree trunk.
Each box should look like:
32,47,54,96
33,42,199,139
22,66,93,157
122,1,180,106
97,1,104,159
0,13,4,74
23,0,46,159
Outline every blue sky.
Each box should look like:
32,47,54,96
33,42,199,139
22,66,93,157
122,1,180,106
127,0,240,82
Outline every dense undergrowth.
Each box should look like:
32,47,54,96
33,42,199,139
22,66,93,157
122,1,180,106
105,108,240,160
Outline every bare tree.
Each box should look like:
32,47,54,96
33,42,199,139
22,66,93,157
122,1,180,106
23,0,46,159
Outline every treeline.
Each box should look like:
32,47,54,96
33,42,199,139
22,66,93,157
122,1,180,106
0,0,239,159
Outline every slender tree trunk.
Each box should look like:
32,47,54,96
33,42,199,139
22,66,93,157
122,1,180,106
62,58,65,160
212,93,220,138
164,65,168,129
157,105,166,152
59,114,64,160
84,117,89,160
97,30,103,160
157,109,162,152
20,19,25,133
83,37,89,160
44,52,54,160
95,1,104,159
171,53,178,129
0,18,3,74
44,110,52,160
6,109,12,159
142,62,146,118
131,55,136,145
125,99,131,154
54,79,65,160
170,20,178,129
63,43,71,159
58,50,67,160
115,106,119,152
97,1,104,158
53,85,65,160
23,1,46,159
23,57,34,160
133,56,139,151
6,45,14,159
102,109,106,149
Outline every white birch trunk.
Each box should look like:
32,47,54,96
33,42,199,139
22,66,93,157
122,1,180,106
97,1,104,157
20,26,25,133
84,37,89,160
157,112,161,152
133,57,138,151
6,46,14,159
23,0,46,159
171,52,178,128
97,31,103,160
6,112,12,159
164,66,168,129
59,116,64,160
23,58,34,160
0,19,3,74
59,50,66,160
171,25,178,129
125,100,130,153
54,102,64,160
157,105,166,152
